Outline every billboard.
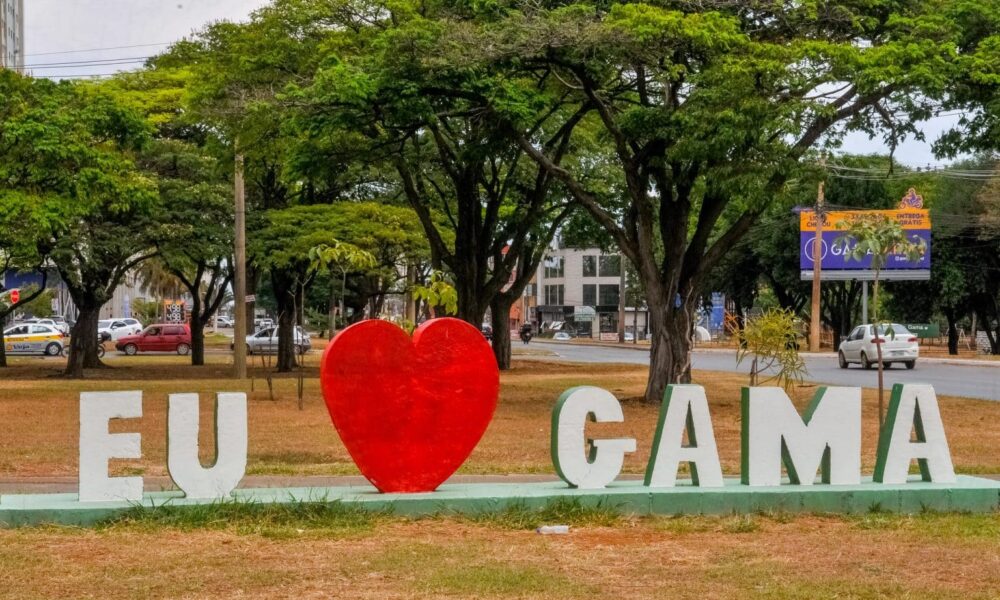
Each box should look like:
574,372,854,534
799,205,931,281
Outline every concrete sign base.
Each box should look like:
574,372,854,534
1,476,997,527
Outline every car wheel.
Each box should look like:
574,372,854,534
905,360,916,370
838,351,848,369
177,343,191,356
294,344,304,355
96,345,106,358
45,342,62,357
860,352,872,370
124,344,138,356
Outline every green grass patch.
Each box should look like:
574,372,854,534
419,563,593,597
849,510,1000,539
463,497,625,530
370,542,596,598
98,500,393,539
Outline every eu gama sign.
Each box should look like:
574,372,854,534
2,319,998,525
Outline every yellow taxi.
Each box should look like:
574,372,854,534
3,323,65,356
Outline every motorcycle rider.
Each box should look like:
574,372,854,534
519,323,533,344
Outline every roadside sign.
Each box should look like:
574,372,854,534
9,289,19,304
245,295,257,302
799,206,931,281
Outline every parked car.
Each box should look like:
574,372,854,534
481,325,493,341
49,315,71,334
98,318,143,342
115,324,192,356
16,317,71,336
553,331,573,341
2,323,65,356
254,318,275,331
234,326,311,355
838,323,919,370
216,316,234,328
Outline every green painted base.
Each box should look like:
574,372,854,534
2,476,998,527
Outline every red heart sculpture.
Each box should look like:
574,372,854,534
320,318,499,493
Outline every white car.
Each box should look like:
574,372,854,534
98,318,144,341
839,323,919,370
553,332,573,341
235,326,311,355
3,323,65,356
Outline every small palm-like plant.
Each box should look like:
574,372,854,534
836,214,927,425
309,241,378,337
736,308,807,390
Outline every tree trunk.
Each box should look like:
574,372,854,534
490,296,513,370
645,296,695,403
65,304,103,378
455,294,487,331
272,270,298,372
946,311,959,356
190,291,206,366
0,328,7,368
328,278,337,339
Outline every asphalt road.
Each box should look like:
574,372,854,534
531,341,1000,402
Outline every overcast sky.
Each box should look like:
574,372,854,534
24,0,957,166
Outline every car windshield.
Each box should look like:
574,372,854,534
98,320,112,328
873,324,910,336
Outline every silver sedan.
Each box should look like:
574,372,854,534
237,326,312,355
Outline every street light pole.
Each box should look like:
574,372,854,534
233,152,248,379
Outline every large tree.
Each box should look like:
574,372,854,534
253,202,428,370
0,72,159,377
142,139,234,366
268,0,584,368
455,0,995,400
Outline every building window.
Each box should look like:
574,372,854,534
544,256,564,279
599,255,621,277
598,284,620,306
582,284,597,307
544,284,565,305
582,256,597,277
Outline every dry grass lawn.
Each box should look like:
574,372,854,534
1,351,999,599
0,352,998,478
0,511,997,599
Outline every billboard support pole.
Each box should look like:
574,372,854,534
809,161,825,352
862,280,868,325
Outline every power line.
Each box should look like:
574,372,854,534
17,56,154,69
24,42,173,57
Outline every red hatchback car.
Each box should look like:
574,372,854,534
115,323,192,356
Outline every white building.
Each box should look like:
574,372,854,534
0,0,23,69
535,246,649,339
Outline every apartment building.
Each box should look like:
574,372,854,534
535,247,649,339
0,0,24,69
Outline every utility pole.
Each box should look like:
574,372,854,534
618,254,626,344
809,158,826,352
233,152,248,379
